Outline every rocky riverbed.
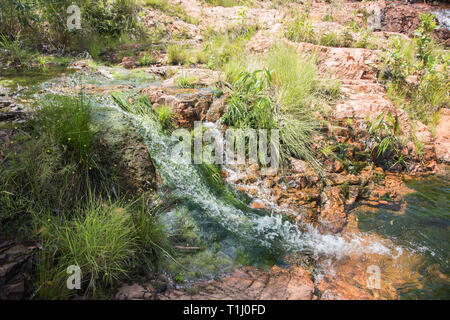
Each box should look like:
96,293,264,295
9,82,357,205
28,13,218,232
0,0,449,300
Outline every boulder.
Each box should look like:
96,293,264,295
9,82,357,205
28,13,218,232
94,109,157,193
141,87,214,128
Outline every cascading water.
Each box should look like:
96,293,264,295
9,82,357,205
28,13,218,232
107,96,393,268
432,9,450,31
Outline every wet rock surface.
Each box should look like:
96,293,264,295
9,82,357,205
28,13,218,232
116,266,315,300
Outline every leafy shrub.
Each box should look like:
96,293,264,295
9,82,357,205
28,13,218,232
368,112,405,169
0,0,144,56
383,14,449,125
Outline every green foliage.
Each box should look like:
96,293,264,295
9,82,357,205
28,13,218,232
37,94,95,170
202,21,257,70
222,69,276,130
285,12,316,44
0,94,114,231
176,74,197,88
34,195,172,299
223,44,340,168
174,272,185,283
154,105,174,130
414,13,439,67
167,44,188,65
368,112,405,168
145,0,198,25
145,0,199,25
319,31,341,47
0,32,35,70
0,0,145,57
43,199,137,293
383,14,449,125
137,52,156,66
131,194,172,264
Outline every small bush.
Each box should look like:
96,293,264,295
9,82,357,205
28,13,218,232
137,52,156,66
285,13,316,44
319,31,341,47
176,74,197,88
167,44,188,65
383,14,449,125
0,33,35,70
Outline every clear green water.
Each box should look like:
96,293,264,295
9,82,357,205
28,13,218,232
356,171,450,299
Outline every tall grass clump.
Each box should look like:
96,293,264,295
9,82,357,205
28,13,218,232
285,11,316,44
167,43,188,65
222,44,339,168
34,194,171,299
0,94,114,235
37,199,137,298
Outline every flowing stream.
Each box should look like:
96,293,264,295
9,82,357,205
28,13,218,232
2,66,448,297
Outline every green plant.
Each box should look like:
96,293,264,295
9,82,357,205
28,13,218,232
0,32,35,70
34,198,137,298
137,52,155,66
382,14,449,125
37,94,96,170
176,73,197,88
222,69,275,130
174,272,185,283
167,43,188,65
0,94,116,232
368,112,405,168
285,12,316,44
203,0,245,7
319,31,341,47
414,13,439,67
154,105,174,130
146,0,198,24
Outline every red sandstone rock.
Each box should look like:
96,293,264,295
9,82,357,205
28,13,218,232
435,108,450,163
319,186,347,233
